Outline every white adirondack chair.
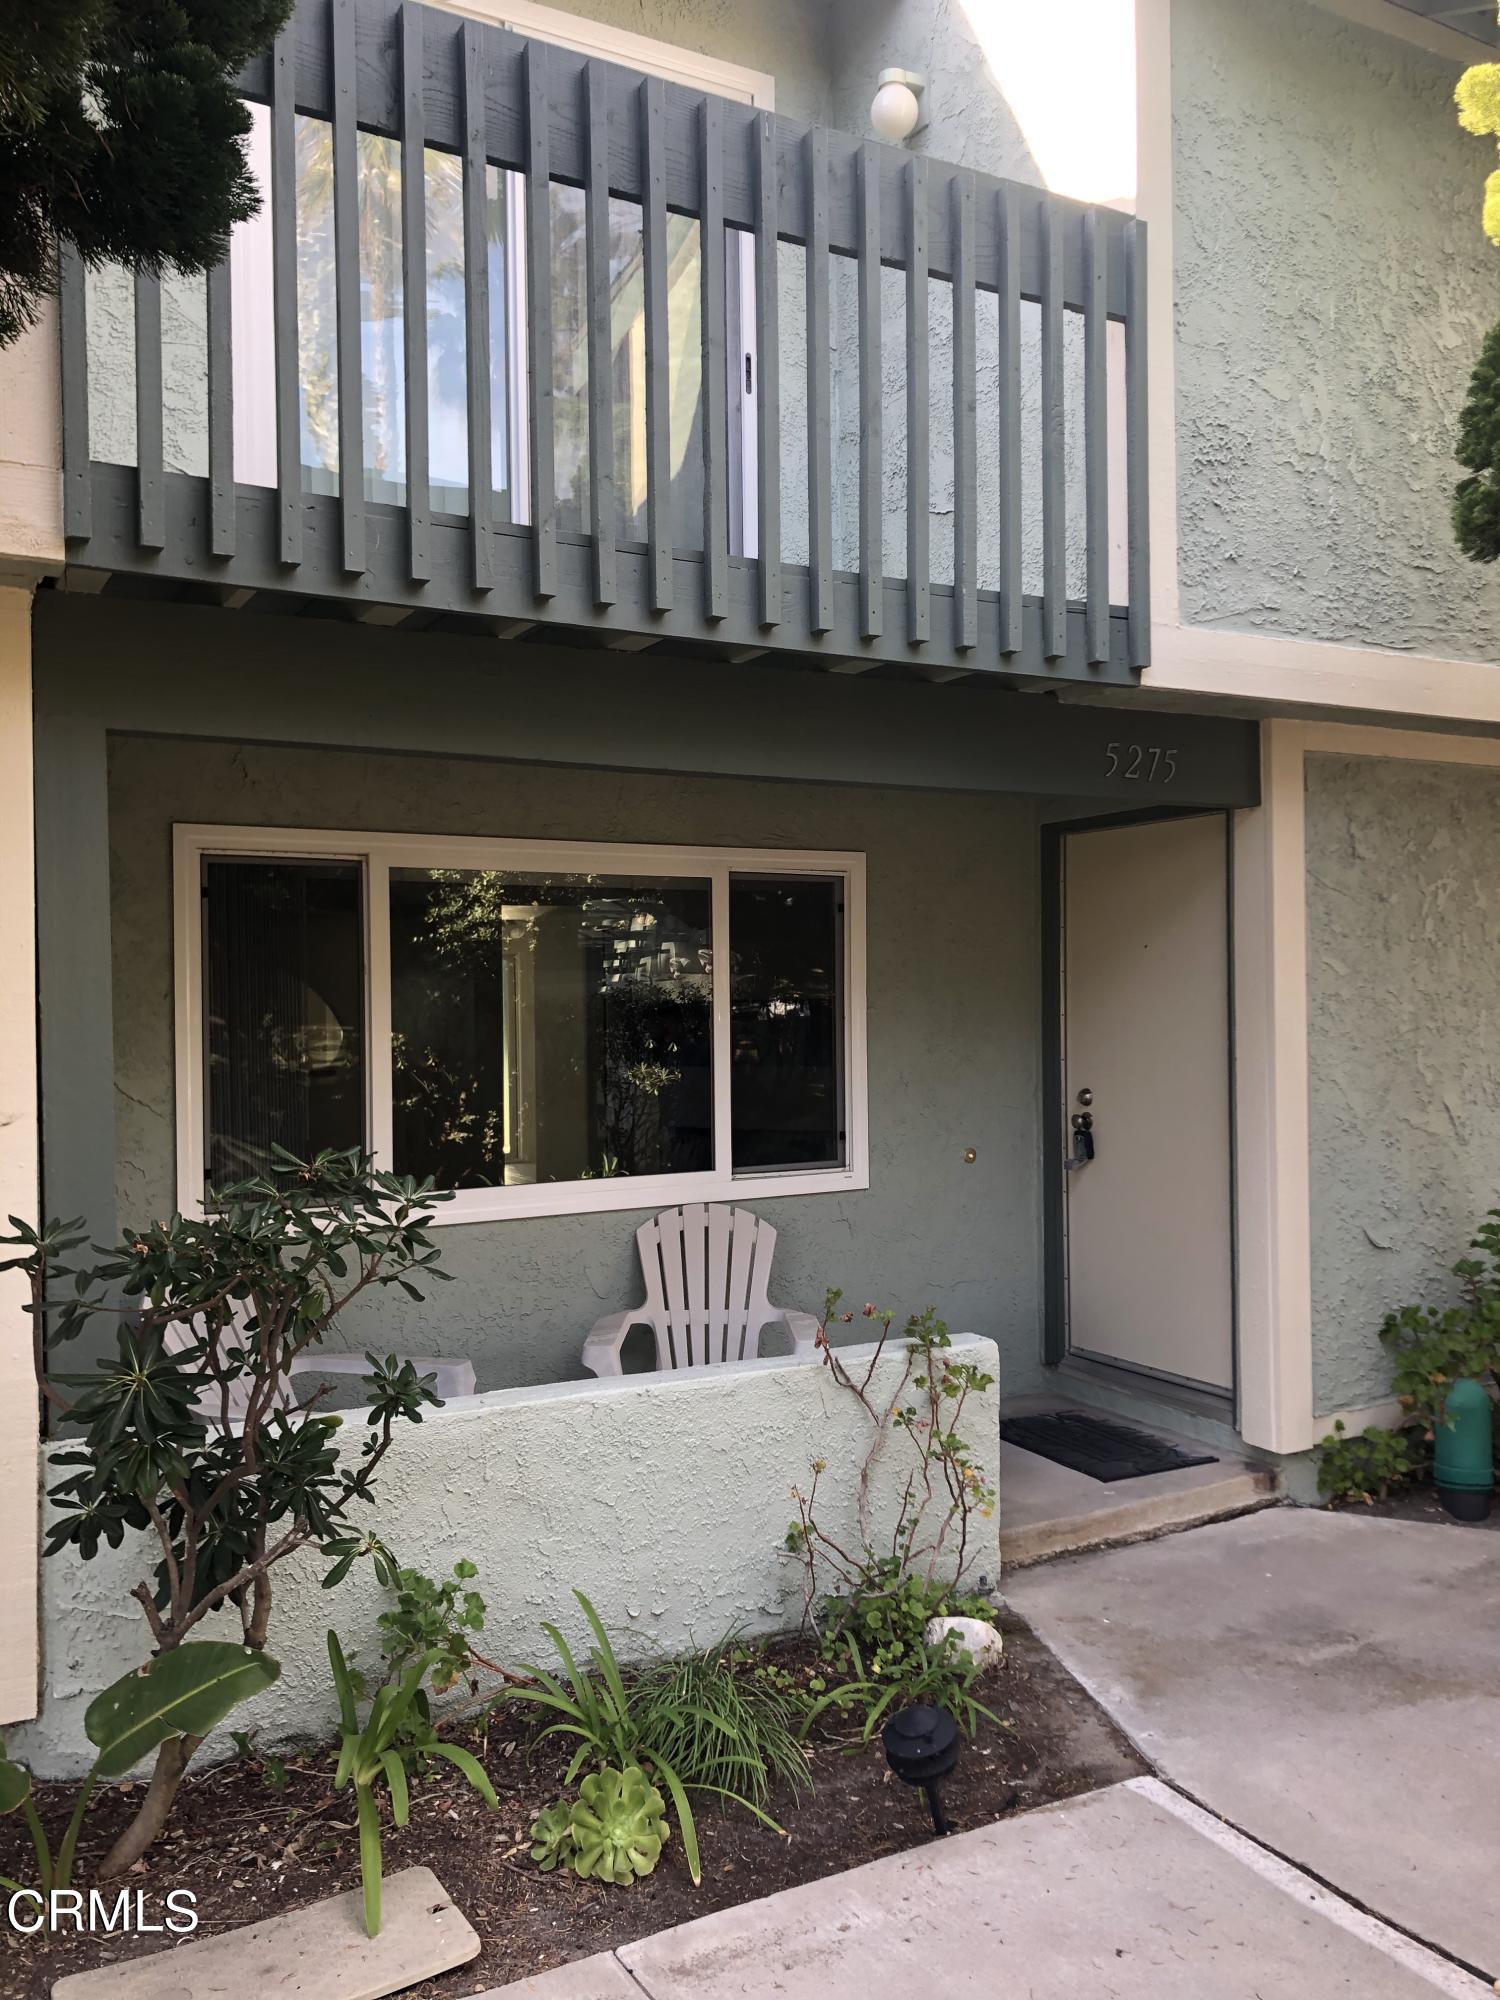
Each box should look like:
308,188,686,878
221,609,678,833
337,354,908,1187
162,1308,476,1428
581,1203,821,1376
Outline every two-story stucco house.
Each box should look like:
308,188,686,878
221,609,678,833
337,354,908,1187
3,0,1500,1747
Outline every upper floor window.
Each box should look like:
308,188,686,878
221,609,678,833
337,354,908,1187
177,829,866,1223
221,4,771,557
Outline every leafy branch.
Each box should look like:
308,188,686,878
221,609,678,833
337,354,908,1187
3,1146,455,1878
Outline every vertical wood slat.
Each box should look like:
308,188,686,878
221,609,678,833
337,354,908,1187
642,75,673,613
206,260,235,557
1083,209,1109,665
525,39,557,599
857,143,882,641
1039,199,1065,662
401,1,431,583
699,97,728,620
805,127,833,635
951,171,977,652
331,0,365,574
1125,215,1151,669
461,20,493,591
997,183,1022,656
754,113,781,628
584,61,616,607
134,272,164,551
905,156,929,646
58,241,91,541
271,17,302,566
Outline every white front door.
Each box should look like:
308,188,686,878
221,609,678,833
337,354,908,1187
1060,814,1234,1396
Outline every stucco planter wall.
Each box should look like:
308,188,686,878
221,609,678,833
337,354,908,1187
13,1335,1001,1779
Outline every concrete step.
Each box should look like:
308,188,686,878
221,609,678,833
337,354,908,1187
999,1413,1281,1568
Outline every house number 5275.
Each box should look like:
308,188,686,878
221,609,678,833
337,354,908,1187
1105,742,1178,783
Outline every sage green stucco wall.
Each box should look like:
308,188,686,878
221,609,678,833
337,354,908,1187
1306,752,1500,1415
1172,0,1500,659
107,736,1045,1395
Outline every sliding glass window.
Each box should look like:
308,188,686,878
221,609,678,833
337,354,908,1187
183,835,863,1222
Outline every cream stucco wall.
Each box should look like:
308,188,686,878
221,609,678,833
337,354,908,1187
0,590,39,1726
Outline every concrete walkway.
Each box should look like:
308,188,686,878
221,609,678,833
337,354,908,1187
1008,1508,1500,1978
478,1780,1487,1999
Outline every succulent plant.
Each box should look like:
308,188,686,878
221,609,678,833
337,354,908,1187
529,1798,577,1873
568,1764,668,1885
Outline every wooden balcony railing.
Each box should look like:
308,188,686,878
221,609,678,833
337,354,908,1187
57,0,1149,683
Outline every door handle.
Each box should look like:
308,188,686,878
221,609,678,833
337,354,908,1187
1064,1110,1095,1171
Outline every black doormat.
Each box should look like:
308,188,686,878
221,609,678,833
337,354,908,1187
1001,1410,1218,1483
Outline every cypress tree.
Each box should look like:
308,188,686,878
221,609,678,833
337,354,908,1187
0,1,292,347
1455,320,1500,565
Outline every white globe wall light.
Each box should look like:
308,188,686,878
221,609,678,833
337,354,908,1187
870,68,927,144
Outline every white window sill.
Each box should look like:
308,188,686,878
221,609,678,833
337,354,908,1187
424,1165,870,1225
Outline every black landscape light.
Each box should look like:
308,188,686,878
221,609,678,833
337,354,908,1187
881,1703,959,1836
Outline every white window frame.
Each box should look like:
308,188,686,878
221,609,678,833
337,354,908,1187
428,1,775,109
173,825,868,1225
474,2,766,546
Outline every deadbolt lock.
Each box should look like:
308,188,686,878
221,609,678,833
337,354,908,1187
1076,1087,1094,1107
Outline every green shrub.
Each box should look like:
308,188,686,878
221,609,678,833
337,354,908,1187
822,1565,994,1682
783,1295,1001,1740
1314,1421,1421,1504
1380,1216,1500,1436
2,1147,452,1878
377,1557,487,1694
800,1565,1000,1742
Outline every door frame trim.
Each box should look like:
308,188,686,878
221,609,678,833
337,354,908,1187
1041,808,1239,1423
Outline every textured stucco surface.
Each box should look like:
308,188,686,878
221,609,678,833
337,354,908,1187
1173,0,1500,658
1306,753,1500,1414
11,1336,1001,1777
107,735,1045,1396
508,0,836,126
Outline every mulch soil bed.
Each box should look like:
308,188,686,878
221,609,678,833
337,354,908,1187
1337,1480,1499,1530
0,1610,1147,1999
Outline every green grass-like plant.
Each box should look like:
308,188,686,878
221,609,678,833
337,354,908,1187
629,1640,809,1810
498,1594,794,1884
328,1630,497,1936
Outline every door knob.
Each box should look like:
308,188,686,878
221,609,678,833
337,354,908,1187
1065,1109,1095,1171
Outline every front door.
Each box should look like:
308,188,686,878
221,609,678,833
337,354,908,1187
1057,813,1234,1397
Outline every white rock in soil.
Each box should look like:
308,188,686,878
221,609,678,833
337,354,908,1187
925,1614,1004,1666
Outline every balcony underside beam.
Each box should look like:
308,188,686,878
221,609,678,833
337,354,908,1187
68,467,1139,687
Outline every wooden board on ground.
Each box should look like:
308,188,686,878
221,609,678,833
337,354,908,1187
51,1866,479,2000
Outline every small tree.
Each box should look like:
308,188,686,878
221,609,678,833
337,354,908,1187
1452,59,1500,560
4,1147,454,1877
0,0,292,347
